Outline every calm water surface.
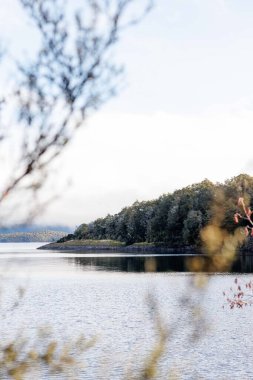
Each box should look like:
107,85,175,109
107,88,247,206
0,243,253,379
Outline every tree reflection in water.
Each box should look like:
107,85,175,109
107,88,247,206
67,253,253,273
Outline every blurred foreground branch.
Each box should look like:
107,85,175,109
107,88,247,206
0,0,152,223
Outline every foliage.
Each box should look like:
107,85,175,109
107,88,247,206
45,238,125,247
223,194,253,309
234,197,253,235
72,174,253,248
223,278,253,309
0,332,95,380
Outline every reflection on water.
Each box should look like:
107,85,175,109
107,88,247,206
0,242,253,273
69,253,253,273
71,255,187,272
236,253,253,273
1,244,253,379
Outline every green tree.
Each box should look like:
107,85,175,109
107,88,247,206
182,210,203,245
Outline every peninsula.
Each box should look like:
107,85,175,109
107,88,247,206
39,174,253,253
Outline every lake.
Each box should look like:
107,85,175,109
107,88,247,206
0,243,253,379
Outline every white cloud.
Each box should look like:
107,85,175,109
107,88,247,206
36,107,253,227
1,0,253,227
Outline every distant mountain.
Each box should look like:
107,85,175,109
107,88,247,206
0,230,68,243
0,225,72,234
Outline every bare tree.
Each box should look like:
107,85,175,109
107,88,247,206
0,0,152,223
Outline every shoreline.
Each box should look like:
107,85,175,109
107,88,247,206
37,240,197,254
38,240,253,255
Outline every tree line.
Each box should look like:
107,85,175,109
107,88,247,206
68,174,253,247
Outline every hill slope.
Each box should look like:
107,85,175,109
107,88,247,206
59,174,253,248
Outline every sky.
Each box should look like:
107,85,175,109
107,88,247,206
1,0,253,228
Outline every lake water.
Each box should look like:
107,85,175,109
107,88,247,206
0,243,253,379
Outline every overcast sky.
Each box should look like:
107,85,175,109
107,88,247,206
2,0,253,228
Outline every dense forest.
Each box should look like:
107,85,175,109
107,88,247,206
64,174,253,248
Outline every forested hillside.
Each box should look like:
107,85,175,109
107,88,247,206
68,174,253,248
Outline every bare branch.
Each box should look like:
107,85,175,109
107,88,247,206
0,0,152,222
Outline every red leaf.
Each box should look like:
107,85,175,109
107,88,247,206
246,207,252,217
234,214,239,224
